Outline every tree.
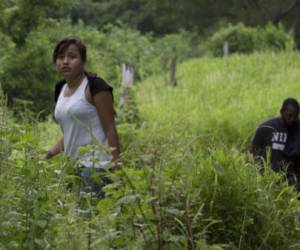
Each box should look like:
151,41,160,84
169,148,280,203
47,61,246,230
0,0,78,46
65,0,300,46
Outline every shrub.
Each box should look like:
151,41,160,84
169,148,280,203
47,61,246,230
208,23,258,56
99,25,199,82
208,23,295,56
0,32,15,75
258,23,295,51
153,30,201,71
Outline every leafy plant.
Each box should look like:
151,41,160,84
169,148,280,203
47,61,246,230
1,52,300,249
207,23,295,56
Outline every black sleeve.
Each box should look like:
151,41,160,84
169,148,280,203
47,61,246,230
251,124,275,160
285,122,300,157
87,76,113,97
251,126,267,149
54,80,66,103
251,125,270,174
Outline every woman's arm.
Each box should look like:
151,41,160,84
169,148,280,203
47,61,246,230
92,91,121,171
45,137,64,159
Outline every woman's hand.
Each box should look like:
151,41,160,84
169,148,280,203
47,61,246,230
110,160,123,173
45,149,55,159
45,137,64,159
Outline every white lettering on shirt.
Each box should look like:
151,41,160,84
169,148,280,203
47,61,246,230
271,132,287,143
272,142,285,151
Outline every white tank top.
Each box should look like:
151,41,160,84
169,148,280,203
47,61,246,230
54,76,108,168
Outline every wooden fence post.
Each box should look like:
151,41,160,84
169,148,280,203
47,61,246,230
223,41,229,58
170,55,177,87
121,63,134,87
120,63,134,106
119,63,140,124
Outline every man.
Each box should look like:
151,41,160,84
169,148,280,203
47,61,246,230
250,98,299,184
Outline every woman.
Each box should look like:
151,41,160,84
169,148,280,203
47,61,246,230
46,37,120,194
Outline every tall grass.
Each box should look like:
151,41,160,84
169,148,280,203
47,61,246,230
115,51,300,248
136,52,300,149
1,52,300,249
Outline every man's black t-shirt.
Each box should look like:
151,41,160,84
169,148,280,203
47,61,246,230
251,117,296,172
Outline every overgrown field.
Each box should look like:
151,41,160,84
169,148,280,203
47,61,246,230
1,52,300,249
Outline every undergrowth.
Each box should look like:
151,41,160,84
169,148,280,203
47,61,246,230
1,52,300,249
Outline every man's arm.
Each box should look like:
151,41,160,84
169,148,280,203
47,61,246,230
250,126,268,174
250,126,266,156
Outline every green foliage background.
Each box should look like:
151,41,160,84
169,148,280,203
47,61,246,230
208,23,295,56
1,19,197,116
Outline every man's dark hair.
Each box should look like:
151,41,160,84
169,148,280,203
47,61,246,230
281,98,300,113
53,37,87,63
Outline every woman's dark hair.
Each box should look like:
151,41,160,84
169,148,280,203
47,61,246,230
53,37,87,63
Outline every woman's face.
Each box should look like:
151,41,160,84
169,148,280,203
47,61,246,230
55,44,85,81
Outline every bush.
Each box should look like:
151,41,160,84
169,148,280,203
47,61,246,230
208,23,295,56
99,25,199,82
208,23,258,56
259,23,295,51
0,32,15,75
153,30,201,71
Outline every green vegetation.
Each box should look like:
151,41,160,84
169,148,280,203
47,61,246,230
1,52,300,249
1,18,294,118
208,23,295,56
1,19,197,116
1,1,300,248
1,0,297,117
